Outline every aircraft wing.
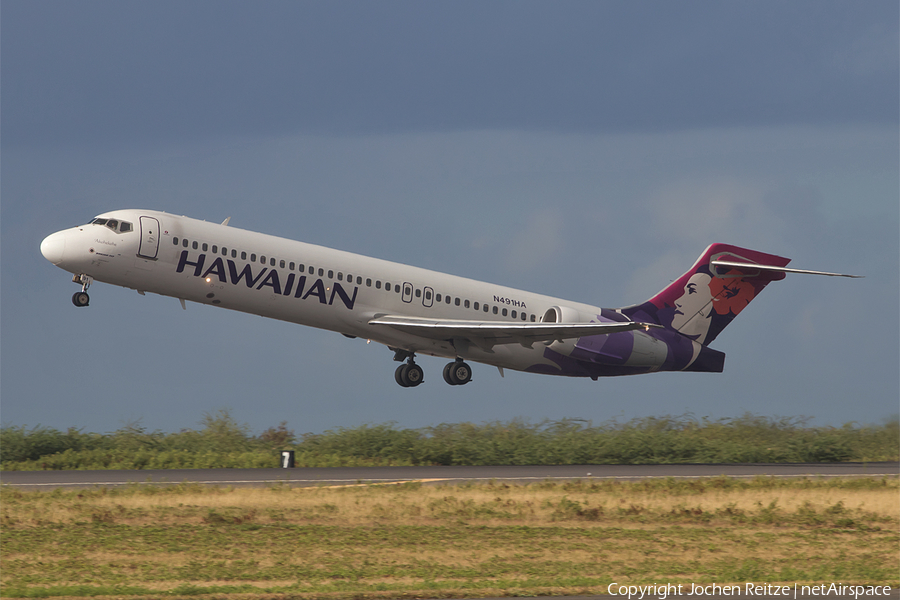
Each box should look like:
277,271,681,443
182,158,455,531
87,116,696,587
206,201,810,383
369,315,661,352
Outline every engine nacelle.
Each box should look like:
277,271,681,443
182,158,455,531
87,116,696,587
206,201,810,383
541,305,596,358
541,305,593,324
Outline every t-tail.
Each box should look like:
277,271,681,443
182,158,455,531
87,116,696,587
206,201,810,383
621,243,861,352
621,244,790,348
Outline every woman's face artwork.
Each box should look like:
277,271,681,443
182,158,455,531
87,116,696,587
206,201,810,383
671,272,713,342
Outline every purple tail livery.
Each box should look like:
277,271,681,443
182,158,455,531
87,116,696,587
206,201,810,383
625,244,790,346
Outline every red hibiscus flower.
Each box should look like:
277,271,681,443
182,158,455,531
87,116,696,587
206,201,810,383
709,270,756,316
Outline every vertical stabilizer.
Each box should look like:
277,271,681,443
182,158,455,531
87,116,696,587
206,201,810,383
622,244,790,345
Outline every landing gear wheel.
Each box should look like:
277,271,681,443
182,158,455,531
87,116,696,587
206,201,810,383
403,363,424,387
72,291,90,307
395,364,408,387
444,360,472,385
395,363,424,387
442,362,455,385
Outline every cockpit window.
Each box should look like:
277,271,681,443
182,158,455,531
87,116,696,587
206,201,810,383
90,217,133,234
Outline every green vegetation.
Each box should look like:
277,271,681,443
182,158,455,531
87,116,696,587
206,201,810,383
2,411,897,470
2,478,897,598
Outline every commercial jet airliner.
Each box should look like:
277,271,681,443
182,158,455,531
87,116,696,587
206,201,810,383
41,210,859,387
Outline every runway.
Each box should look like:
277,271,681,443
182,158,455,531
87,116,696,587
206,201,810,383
2,462,897,490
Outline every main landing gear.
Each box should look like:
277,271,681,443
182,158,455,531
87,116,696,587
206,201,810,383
71,274,93,307
395,361,425,388
390,348,473,387
442,359,472,386
392,347,424,388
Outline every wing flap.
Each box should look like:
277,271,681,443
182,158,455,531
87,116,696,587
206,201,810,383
369,315,661,350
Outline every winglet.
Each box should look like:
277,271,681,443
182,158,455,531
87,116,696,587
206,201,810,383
221,217,231,226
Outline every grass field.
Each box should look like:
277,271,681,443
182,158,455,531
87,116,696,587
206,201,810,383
1,477,897,599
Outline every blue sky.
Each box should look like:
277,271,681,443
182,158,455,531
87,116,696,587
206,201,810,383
2,1,897,436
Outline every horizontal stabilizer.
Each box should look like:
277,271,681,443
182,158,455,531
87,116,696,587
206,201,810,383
711,260,863,278
369,315,660,351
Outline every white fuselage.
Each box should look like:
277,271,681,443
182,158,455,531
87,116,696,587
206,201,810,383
41,209,625,375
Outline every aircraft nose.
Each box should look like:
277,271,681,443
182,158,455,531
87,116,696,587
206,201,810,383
40,231,66,265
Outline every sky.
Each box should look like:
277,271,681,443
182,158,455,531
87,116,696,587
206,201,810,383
2,0,898,437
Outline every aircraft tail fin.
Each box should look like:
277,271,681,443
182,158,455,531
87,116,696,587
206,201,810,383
621,244,791,346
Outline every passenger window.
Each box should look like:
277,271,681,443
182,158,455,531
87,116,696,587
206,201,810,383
222,247,228,256
202,243,208,251
446,296,451,304
183,239,189,247
522,313,527,321
318,268,324,277
366,278,372,287
309,266,315,274
289,262,294,270
328,270,334,279
385,282,390,290
473,302,479,310
425,290,432,300
260,255,266,264
280,260,286,268
270,258,276,267
357,276,362,285
173,237,179,245
484,304,489,312
376,281,382,289
464,299,469,308
531,314,536,322
251,253,257,262
436,293,442,303
241,251,247,260
493,306,498,314
415,289,421,298
502,308,508,317
511,310,517,319
395,284,401,293
212,245,218,253
298,264,304,271
192,241,199,250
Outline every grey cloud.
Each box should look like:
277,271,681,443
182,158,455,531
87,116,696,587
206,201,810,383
2,0,897,147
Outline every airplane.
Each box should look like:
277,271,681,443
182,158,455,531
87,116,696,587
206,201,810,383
40,209,860,387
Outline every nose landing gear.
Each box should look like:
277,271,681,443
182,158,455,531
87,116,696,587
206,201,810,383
71,274,93,307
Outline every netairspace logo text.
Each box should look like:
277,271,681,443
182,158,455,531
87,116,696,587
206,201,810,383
606,583,893,599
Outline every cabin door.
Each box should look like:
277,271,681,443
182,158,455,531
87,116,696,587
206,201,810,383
137,216,160,260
